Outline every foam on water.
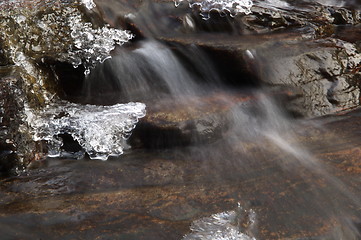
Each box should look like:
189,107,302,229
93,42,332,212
26,101,146,160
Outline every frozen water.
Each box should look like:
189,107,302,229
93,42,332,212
183,204,256,240
64,10,134,74
26,101,146,160
0,0,133,76
81,0,96,10
175,0,253,19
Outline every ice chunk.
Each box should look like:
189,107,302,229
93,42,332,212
64,11,134,74
183,204,257,240
81,0,96,10
175,0,253,19
26,101,146,160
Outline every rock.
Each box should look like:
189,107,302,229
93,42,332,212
0,68,40,176
0,0,136,166
255,38,361,116
130,91,253,148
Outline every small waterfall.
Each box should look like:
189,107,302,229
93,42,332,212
82,40,221,104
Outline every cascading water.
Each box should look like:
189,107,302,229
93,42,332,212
82,40,201,103
1,0,361,239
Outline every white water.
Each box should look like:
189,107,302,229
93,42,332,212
83,40,220,103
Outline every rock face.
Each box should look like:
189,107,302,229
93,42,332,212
0,68,39,176
130,92,253,148
256,38,361,116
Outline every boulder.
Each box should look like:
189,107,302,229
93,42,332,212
130,91,253,148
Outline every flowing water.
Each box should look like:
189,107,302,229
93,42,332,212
1,0,361,239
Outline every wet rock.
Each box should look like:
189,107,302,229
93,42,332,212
130,92,253,148
256,38,361,116
0,69,40,176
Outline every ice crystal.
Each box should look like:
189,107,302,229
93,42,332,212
183,205,257,240
26,101,146,160
0,0,133,76
81,0,96,10
175,0,253,19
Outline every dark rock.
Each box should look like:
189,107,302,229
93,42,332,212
0,68,40,176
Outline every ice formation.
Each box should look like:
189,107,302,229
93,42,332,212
183,205,256,240
26,101,146,160
175,0,253,19
0,0,134,75
81,0,96,10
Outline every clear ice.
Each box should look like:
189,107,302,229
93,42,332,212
81,0,96,10
183,205,256,240
26,101,146,160
175,0,253,19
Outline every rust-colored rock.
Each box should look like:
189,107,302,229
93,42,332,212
130,91,253,148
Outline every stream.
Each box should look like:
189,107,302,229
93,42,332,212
1,0,361,239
